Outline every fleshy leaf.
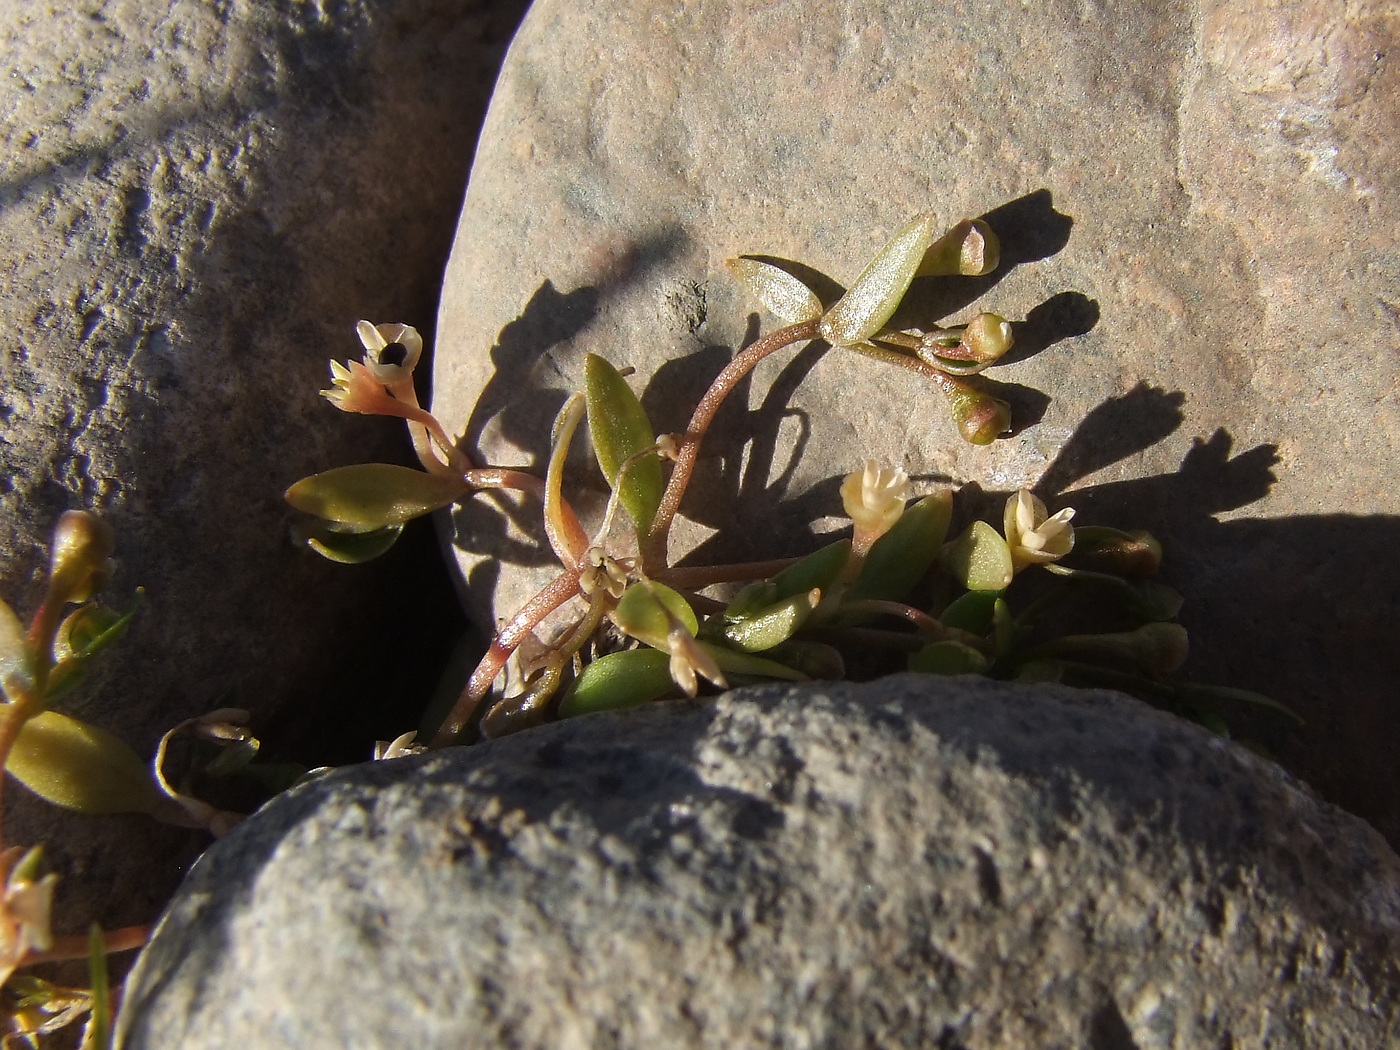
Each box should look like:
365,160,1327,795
285,464,469,529
612,582,699,650
909,640,989,675
1178,683,1303,725
585,354,664,534
721,589,820,652
6,711,168,816
772,539,853,600
761,639,845,679
558,649,675,717
847,492,953,604
939,590,998,635
916,219,1000,277
722,581,779,623
942,520,1014,592
300,523,405,564
819,213,939,347
726,257,824,324
44,594,145,702
0,597,35,702
700,643,806,682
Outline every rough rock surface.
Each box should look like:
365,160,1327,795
117,677,1400,1049
0,0,525,931
433,0,1400,842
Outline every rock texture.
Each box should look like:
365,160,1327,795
0,1,525,931
432,0,1400,842
117,677,1400,1049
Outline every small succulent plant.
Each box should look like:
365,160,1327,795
288,210,1295,748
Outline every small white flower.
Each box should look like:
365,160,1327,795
841,460,910,551
373,731,426,761
1004,489,1075,569
356,321,423,385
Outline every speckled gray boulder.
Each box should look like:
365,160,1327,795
0,0,524,930
432,0,1400,843
117,677,1400,1049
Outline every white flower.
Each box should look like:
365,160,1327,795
355,321,423,385
0,846,56,983
373,731,426,760
840,460,910,551
1003,489,1075,569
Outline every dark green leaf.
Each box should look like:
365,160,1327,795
909,640,989,675
559,649,675,717
298,522,405,563
847,493,953,604
285,465,468,529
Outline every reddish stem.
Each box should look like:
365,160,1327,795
466,469,589,564
643,320,819,571
429,567,584,747
24,923,150,965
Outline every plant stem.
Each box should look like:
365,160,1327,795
466,468,589,563
642,320,819,572
430,567,584,748
23,923,150,965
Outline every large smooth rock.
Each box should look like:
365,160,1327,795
117,677,1400,1048
433,0,1400,841
0,0,524,932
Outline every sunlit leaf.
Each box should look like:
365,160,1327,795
285,464,469,529
909,640,989,675
6,711,168,817
721,588,820,652
942,520,1013,592
819,213,939,347
585,354,664,534
722,580,779,623
847,492,953,604
726,257,824,323
558,649,675,718
612,582,698,650
45,594,144,703
772,539,852,600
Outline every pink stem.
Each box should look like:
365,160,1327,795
429,567,584,747
643,320,819,571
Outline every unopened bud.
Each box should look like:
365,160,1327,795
47,511,115,607
1072,527,1164,577
942,381,1012,445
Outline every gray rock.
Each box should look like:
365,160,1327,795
0,1,525,931
432,0,1400,842
117,677,1400,1049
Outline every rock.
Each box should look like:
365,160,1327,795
0,0,526,933
432,0,1400,842
116,677,1400,1048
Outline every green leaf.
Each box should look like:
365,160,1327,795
0,596,35,702
285,464,469,529
942,520,1013,592
720,589,820,652
762,639,845,679
1178,683,1303,725
909,640,989,675
44,593,145,703
559,649,675,717
819,213,939,347
847,492,953,604
722,580,779,623
772,540,853,600
87,924,112,1050
585,354,664,534
6,710,168,817
700,643,806,682
939,590,998,635
726,257,824,323
612,582,699,650
297,522,405,563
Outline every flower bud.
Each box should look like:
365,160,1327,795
1071,527,1163,577
47,511,114,607
941,381,1012,445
